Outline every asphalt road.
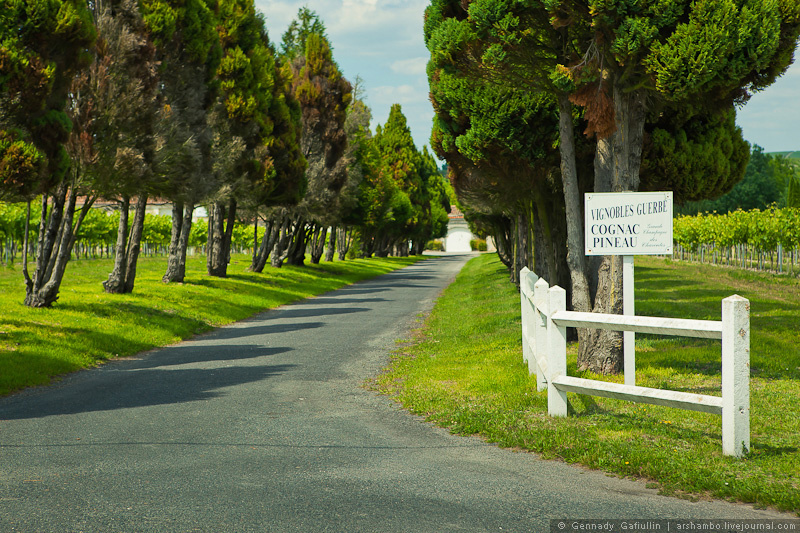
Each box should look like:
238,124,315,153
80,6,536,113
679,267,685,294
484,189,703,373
0,254,794,532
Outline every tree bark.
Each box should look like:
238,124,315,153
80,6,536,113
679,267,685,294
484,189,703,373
579,134,622,372
123,194,148,293
270,213,292,268
532,199,553,286
577,86,648,374
337,226,351,260
286,217,310,266
557,93,592,313
325,225,336,262
25,184,94,307
493,216,513,269
512,211,532,288
163,201,194,283
103,196,131,294
309,225,327,264
22,200,32,292
250,218,276,273
163,201,184,282
207,199,236,278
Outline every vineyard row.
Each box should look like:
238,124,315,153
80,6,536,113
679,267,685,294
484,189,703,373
673,206,800,274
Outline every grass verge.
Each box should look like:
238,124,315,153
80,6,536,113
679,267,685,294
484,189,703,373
374,254,800,514
0,253,423,396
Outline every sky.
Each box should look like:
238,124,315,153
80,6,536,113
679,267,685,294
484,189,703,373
254,0,800,155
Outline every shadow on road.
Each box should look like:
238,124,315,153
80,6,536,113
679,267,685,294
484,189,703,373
0,347,295,420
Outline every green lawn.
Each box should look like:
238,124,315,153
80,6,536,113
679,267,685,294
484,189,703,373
0,253,423,396
375,254,800,514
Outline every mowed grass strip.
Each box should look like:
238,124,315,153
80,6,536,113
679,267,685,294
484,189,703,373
375,254,800,514
0,253,423,396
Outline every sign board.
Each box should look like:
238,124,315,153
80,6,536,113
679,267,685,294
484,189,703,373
585,192,673,256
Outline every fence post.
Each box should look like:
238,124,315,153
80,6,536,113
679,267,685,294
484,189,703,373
722,295,750,458
520,267,532,368
547,285,568,417
533,277,549,392
522,269,542,382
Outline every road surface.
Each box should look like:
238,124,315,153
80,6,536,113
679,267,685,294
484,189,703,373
0,254,793,531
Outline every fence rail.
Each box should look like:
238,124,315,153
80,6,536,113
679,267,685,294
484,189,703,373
519,267,751,458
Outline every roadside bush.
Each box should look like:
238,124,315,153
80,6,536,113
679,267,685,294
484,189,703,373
426,239,444,251
470,238,487,251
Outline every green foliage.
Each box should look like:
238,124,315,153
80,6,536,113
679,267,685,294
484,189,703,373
216,0,274,131
73,209,119,246
674,206,800,253
679,146,790,214
140,0,220,68
645,0,784,100
788,173,800,209
189,219,207,248
469,238,487,251
640,107,750,203
0,0,96,198
142,213,173,246
0,201,31,243
211,0,289,216
426,240,445,252
283,12,352,226
280,7,327,59
0,131,46,200
258,56,306,206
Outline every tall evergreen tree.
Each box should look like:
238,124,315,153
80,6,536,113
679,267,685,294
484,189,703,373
269,9,352,267
89,0,161,295
0,0,96,307
247,53,307,273
206,0,283,278
140,0,222,283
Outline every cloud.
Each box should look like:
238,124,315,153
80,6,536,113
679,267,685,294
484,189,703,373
390,57,428,76
371,84,426,106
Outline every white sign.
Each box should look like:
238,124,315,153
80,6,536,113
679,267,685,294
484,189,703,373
585,192,673,256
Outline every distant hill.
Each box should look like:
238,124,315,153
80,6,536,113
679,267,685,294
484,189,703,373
769,151,800,159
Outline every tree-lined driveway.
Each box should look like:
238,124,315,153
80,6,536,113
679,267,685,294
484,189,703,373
0,255,790,532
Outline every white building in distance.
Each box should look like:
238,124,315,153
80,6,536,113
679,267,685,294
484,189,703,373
445,206,473,253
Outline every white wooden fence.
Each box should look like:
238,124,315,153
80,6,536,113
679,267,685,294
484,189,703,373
519,267,751,458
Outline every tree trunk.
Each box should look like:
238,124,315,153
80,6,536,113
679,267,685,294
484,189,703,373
337,226,351,261
123,194,148,293
494,216,513,269
557,93,592,312
163,201,194,283
103,196,131,294
579,134,622,372
309,225,327,264
512,211,531,288
577,86,647,374
207,199,236,277
22,200,32,291
325,225,336,262
163,201,184,282
358,231,374,258
250,218,276,273
270,213,292,268
532,198,554,286
286,217,310,266
25,183,94,308
252,219,259,266
393,240,409,257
